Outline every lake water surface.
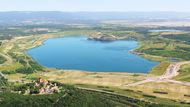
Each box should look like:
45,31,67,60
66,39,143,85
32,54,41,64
28,36,159,73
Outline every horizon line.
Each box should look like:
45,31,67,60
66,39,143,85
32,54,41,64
0,11,190,13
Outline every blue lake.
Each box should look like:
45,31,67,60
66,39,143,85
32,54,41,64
28,36,159,73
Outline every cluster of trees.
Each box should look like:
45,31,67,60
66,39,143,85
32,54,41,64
0,55,6,64
0,74,7,86
1,65,43,74
15,67,35,74
141,48,190,60
14,82,41,94
14,62,43,74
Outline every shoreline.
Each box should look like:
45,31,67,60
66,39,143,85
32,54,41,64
26,35,160,74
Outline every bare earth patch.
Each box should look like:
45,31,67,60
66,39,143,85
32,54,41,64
43,70,147,87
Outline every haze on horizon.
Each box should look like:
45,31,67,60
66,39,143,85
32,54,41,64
0,0,189,12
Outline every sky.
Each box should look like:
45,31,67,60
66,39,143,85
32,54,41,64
0,0,189,12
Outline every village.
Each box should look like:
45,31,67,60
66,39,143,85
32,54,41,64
23,78,61,95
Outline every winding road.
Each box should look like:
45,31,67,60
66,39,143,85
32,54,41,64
125,61,190,87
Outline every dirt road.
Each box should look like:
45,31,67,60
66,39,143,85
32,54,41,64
161,61,190,79
125,61,190,87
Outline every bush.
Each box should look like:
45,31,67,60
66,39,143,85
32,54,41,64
0,55,7,64
0,75,8,86
143,94,157,98
153,91,168,94
15,67,34,74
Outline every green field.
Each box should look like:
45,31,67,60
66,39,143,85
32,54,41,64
175,64,190,82
150,62,170,76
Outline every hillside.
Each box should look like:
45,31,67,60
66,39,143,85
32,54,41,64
0,82,188,107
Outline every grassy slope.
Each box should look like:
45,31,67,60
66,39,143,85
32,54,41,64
151,62,170,76
137,32,190,61
0,63,23,71
75,84,190,107
128,82,190,103
0,85,188,107
137,32,190,81
175,64,190,82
